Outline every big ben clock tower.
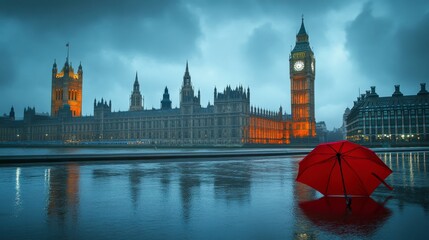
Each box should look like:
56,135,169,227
290,17,316,139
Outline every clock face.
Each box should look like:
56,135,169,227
294,60,304,71
311,61,314,72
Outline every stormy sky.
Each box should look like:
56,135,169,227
1,0,428,130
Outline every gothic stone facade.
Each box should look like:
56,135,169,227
51,58,83,117
0,19,317,146
1,64,254,146
0,62,310,146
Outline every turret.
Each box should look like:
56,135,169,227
94,98,112,118
161,86,172,110
368,86,379,98
51,45,83,117
9,106,15,120
78,62,83,77
392,85,403,97
63,59,70,73
296,16,309,43
180,61,200,111
133,72,139,91
129,72,143,111
418,83,429,96
214,85,250,114
52,59,57,76
183,61,191,86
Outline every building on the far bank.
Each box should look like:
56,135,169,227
315,121,327,143
346,84,429,146
341,107,350,140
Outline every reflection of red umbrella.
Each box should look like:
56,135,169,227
299,197,392,236
296,140,393,200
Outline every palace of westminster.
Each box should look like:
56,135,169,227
2,19,427,146
0,19,317,146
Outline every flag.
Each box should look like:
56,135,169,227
66,43,69,47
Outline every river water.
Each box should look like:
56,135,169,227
0,149,428,239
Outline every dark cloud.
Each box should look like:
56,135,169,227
0,47,15,87
0,0,174,26
346,1,429,95
103,9,201,61
0,0,202,117
346,4,395,79
0,0,202,61
244,23,287,83
1,0,428,129
395,13,429,88
191,0,349,23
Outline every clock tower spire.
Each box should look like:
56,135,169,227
289,17,316,139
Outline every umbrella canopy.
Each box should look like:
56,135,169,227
299,197,392,236
296,140,393,197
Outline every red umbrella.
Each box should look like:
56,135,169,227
299,197,392,236
296,140,393,201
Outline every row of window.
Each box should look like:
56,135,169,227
53,89,79,101
95,128,241,140
360,108,429,117
97,117,244,129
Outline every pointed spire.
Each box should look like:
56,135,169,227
9,106,15,120
292,16,311,53
63,43,70,71
183,60,191,86
52,59,58,75
298,15,307,35
132,71,140,93
66,42,70,63
296,15,309,44
161,86,172,110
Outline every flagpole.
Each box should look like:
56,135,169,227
66,42,70,62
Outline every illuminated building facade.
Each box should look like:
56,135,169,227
247,17,317,144
51,56,83,117
248,106,291,144
346,84,429,146
0,19,317,146
289,17,316,139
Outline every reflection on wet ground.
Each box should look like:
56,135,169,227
299,197,392,237
378,152,429,212
0,152,428,239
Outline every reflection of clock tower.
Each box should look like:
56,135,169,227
290,17,316,139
